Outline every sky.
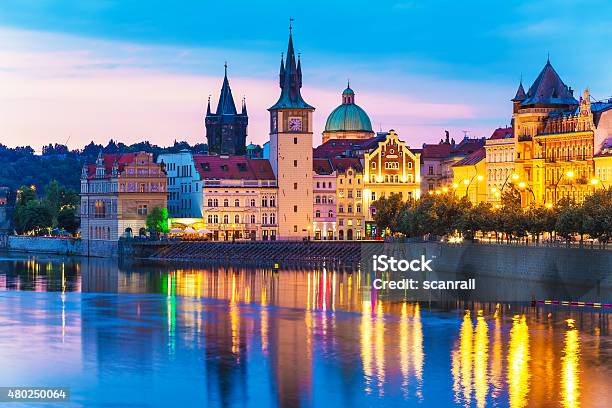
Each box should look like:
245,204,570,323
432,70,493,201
0,0,611,151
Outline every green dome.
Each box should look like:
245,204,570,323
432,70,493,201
324,87,373,133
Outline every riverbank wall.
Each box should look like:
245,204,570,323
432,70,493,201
6,236,118,257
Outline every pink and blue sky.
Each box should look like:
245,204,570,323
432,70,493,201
0,0,610,151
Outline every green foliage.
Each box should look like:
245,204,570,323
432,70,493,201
372,193,405,234
556,204,589,242
57,207,79,234
146,206,169,235
582,188,612,243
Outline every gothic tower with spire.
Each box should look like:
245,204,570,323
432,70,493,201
205,64,248,155
268,25,314,239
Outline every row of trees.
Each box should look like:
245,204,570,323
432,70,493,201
373,186,612,246
13,181,79,235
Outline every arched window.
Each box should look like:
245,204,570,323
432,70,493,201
270,197,276,207
213,198,218,207
223,215,229,224
315,210,321,218
250,199,256,207
262,197,268,207
223,199,229,207
208,215,213,223
328,210,333,218
315,196,321,204
262,213,268,225
234,198,240,207
234,214,240,224
270,213,276,225
250,214,256,224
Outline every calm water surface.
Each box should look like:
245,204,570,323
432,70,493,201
0,252,610,408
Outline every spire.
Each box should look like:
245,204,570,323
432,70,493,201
512,80,526,101
279,53,285,87
241,96,247,115
215,63,237,115
269,23,313,110
521,59,578,106
206,95,211,115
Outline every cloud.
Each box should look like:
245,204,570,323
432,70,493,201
0,27,511,151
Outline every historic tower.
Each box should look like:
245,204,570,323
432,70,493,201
268,27,314,240
205,64,248,155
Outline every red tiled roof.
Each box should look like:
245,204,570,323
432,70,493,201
330,157,363,173
453,147,486,166
313,139,369,158
193,155,275,181
489,127,514,140
313,158,333,175
422,143,453,159
85,152,138,179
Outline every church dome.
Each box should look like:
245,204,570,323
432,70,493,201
324,86,373,133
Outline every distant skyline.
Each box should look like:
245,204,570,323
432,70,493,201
1,0,611,151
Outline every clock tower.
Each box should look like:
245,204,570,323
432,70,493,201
268,27,314,240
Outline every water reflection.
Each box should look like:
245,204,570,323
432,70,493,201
0,253,610,407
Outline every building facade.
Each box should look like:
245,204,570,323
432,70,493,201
452,148,487,204
363,130,421,220
157,150,203,218
333,158,365,240
195,155,278,241
205,66,248,155
313,159,337,240
484,127,515,203
268,30,314,240
80,152,167,241
511,60,612,207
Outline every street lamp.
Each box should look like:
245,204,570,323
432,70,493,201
518,181,536,204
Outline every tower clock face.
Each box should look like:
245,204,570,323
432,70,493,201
288,117,303,132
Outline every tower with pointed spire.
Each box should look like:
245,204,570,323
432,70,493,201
268,23,314,239
205,63,248,155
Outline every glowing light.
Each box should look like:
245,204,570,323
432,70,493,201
477,175,484,181
512,173,520,180
494,192,501,198
561,326,581,408
508,315,530,408
491,187,498,193
590,178,600,185
453,183,459,189
360,300,374,394
518,182,526,189
474,312,489,408
428,191,433,195
545,203,553,209
463,179,470,185
566,171,574,178
442,187,448,193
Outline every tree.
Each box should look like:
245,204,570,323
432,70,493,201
43,180,79,227
373,193,405,234
556,205,590,245
582,188,612,246
146,206,169,236
57,207,79,235
20,201,52,235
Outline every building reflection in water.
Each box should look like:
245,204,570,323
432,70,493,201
1,254,611,407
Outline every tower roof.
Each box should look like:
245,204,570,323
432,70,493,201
215,63,238,115
512,81,526,101
324,85,373,133
521,60,578,107
269,29,314,110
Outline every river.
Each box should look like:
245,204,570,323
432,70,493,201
0,252,610,407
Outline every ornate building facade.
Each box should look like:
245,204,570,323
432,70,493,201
511,60,612,206
313,159,337,240
363,130,421,220
80,152,167,241
268,29,314,240
484,127,515,203
322,85,374,143
205,66,248,155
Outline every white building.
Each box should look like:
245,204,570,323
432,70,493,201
157,150,203,218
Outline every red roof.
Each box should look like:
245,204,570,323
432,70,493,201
421,143,453,159
313,158,334,175
313,139,369,158
193,155,275,181
85,153,138,179
489,127,514,140
330,157,363,173
453,147,486,166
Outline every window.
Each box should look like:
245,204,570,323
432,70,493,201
262,213,268,225
356,189,362,199
234,199,240,207
294,182,298,190
270,197,276,207
207,215,213,223
270,214,276,224
213,198,219,207
251,214,256,224
315,196,321,204
234,215,240,224
137,204,148,215
262,197,268,207
408,162,413,169
294,137,298,144
328,210,333,218
339,205,344,213
294,205,298,212
316,182,320,188
294,225,298,232
428,165,434,175
315,210,321,218
371,162,376,169
357,204,362,213
371,192,376,201
223,215,229,224
250,198,256,207
348,190,353,198
223,199,229,207
348,205,353,213
207,198,213,207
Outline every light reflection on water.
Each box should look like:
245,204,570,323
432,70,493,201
0,253,610,407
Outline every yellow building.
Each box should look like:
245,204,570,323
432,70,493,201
363,130,421,220
484,127,515,203
511,61,612,207
334,158,365,240
452,148,487,204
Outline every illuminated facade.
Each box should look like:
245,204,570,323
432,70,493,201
334,158,365,241
484,127,515,203
80,151,167,241
313,159,337,240
452,148,487,204
363,130,421,220
511,60,612,206
195,155,278,241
